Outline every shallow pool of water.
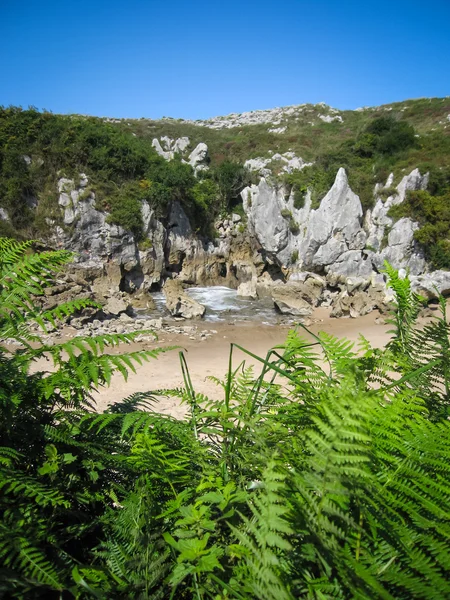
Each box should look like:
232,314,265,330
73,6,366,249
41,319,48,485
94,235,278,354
150,286,290,325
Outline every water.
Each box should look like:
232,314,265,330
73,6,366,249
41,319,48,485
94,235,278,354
150,286,287,324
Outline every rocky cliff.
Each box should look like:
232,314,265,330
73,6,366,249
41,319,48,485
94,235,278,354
2,101,450,320
45,156,450,320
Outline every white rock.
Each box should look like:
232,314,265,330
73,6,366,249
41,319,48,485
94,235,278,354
188,143,209,171
152,138,173,160
163,279,205,319
410,271,450,299
319,114,343,123
173,137,190,153
104,296,129,316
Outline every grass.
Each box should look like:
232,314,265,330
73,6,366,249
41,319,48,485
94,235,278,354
115,98,450,171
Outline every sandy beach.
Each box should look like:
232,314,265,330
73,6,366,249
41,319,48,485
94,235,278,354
91,307,392,417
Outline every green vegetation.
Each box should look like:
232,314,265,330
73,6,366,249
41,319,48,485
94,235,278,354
288,217,299,234
0,108,248,239
284,115,425,210
210,160,250,210
2,100,450,242
1,239,450,598
126,98,450,213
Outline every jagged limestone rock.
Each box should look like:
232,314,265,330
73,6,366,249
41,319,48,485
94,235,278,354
188,143,209,173
244,152,311,176
305,168,366,266
364,169,428,274
242,167,433,289
243,168,367,275
152,136,191,160
243,178,290,255
410,271,450,299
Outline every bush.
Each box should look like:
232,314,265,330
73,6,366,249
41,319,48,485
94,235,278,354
191,178,219,212
0,107,201,237
293,186,306,209
212,160,249,210
289,217,300,234
364,115,417,155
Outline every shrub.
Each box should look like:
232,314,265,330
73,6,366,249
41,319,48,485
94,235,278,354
212,160,249,210
289,217,300,234
291,249,299,263
105,182,145,240
0,107,201,237
364,115,417,155
293,186,306,209
191,178,219,212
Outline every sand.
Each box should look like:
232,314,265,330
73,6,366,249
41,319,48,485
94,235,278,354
91,308,392,417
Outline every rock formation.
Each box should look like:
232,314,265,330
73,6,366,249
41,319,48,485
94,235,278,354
46,158,449,322
163,279,205,319
151,137,209,174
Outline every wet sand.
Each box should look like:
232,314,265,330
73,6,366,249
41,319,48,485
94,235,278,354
91,308,392,416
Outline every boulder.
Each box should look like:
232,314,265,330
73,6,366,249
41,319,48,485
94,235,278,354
91,262,123,299
163,279,205,319
410,271,450,299
104,296,130,316
274,277,324,307
272,284,314,317
330,287,388,318
129,292,156,310
237,281,257,299
235,261,257,299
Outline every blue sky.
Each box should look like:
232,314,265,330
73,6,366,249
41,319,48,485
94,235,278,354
1,0,449,119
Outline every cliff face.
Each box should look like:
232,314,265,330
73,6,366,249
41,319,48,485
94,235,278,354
47,162,450,320
2,101,449,318
242,167,429,280
50,172,256,309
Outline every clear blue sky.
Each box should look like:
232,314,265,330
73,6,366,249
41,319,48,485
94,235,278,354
1,0,449,119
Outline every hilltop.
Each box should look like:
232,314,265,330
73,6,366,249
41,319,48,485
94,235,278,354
110,96,450,168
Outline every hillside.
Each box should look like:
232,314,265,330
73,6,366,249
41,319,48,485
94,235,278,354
1,97,450,273
120,97,450,166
